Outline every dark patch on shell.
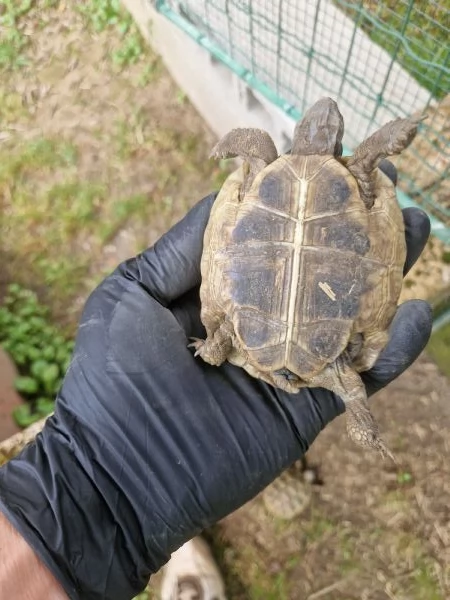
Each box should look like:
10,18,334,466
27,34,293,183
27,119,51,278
258,173,291,212
231,266,278,313
311,168,351,213
232,208,294,244
304,215,370,256
301,251,365,323
318,217,370,255
308,322,350,360
313,274,362,320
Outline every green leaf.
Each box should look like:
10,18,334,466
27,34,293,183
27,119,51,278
55,346,68,364
17,305,38,318
30,359,49,378
13,352,26,366
1,340,13,353
40,363,59,392
41,363,59,384
14,376,39,394
397,471,413,484
53,335,65,348
42,346,56,361
36,397,55,416
62,357,71,375
7,283,21,295
12,404,41,428
26,346,41,361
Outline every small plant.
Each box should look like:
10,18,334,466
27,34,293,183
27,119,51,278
397,471,413,485
0,0,33,70
76,0,127,33
0,283,74,427
76,0,145,69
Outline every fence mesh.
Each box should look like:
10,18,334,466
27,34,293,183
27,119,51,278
155,0,450,240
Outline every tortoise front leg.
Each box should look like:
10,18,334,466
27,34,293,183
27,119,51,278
346,114,423,208
189,320,234,366
210,128,278,197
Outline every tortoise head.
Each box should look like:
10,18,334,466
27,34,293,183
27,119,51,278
291,97,344,157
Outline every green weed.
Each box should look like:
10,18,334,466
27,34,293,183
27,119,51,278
303,514,335,542
99,193,149,243
427,322,450,377
0,284,74,427
0,138,95,299
137,58,163,86
0,0,33,70
76,0,145,68
412,561,443,600
249,572,290,600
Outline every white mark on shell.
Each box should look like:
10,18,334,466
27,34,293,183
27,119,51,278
318,281,337,301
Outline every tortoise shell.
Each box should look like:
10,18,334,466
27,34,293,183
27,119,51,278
192,97,420,457
199,153,406,387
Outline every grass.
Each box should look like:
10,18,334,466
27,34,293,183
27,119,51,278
390,532,443,600
0,89,28,123
426,286,450,377
0,0,146,73
0,0,34,71
335,0,449,99
0,127,229,323
249,572,290,600
303,513,335,542
0,138,96,307
75,0,146,68
0,136,149,306
427,322,450,377
233,545,293,600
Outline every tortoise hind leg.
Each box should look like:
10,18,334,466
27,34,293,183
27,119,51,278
189,320,234,366
308,354,394,460
346,114,424,208
210,128,278,197
352,330,389,372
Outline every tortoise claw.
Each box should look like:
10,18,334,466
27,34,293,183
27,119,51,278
188,337,205,357
378,441,397,464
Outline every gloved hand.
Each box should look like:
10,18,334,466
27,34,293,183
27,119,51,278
0,163,432,600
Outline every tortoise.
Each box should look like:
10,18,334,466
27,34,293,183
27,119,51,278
189,97,422,459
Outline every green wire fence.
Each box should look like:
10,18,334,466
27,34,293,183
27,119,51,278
154,0,450,243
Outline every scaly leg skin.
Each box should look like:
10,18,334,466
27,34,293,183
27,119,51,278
346,114,424,208
352,330,389,373
345,397,395,462
308,354,395,461
210,128,278,197
188,320,233,366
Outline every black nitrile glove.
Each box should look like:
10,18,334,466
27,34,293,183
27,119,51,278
0,163,432,600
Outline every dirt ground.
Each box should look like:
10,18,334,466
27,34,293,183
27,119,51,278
0,2,449,599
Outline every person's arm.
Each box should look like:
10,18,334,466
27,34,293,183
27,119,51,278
0,511,67,600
